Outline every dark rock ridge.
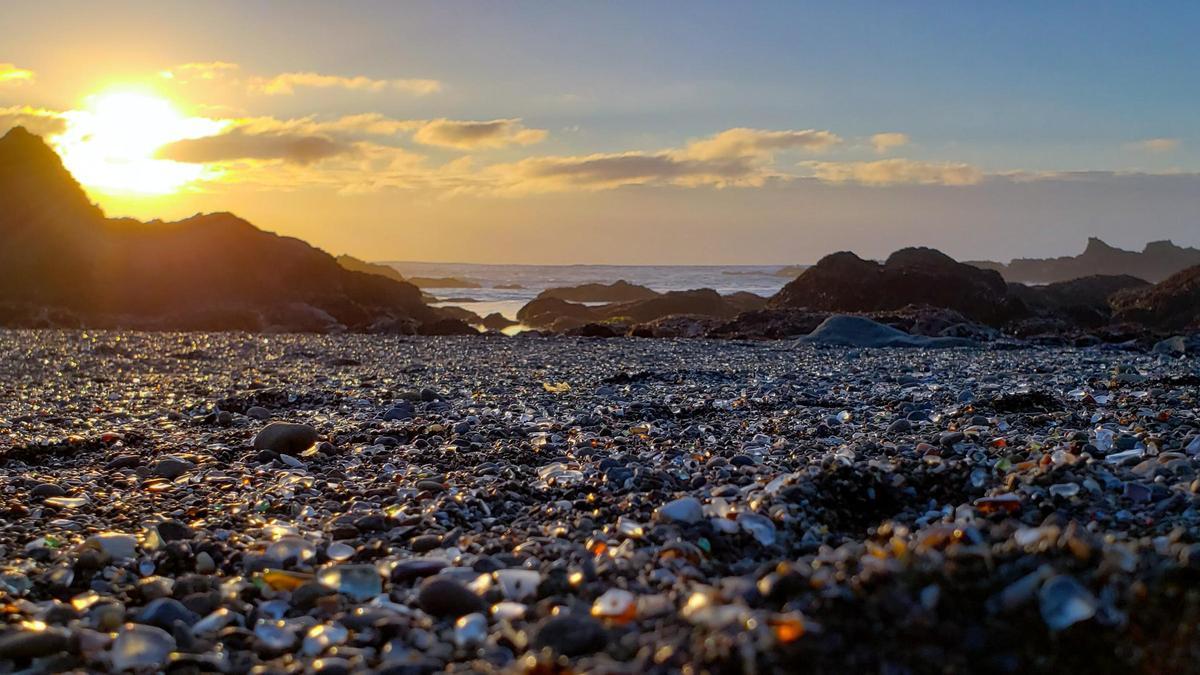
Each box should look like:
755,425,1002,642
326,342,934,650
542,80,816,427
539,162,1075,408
334,254,407,283
536,280,659,303
517,288,767,331
406,276,481,289
970,237,1200,284
0,127,457,333
1110,265,1200,330
1008,275,1150,328
768,247,1022,326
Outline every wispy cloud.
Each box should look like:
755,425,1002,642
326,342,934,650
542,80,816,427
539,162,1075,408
481,127,842,193
683,127,842,160
157,128,355,165
160,61,241,83
870,132,909,154
249,72,441,96
806,158,983,186
0,63,35,87
413,118,547,149
1127,137,1181,153
0,106,65,137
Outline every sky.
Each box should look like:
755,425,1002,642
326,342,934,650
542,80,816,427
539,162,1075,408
1,1,1197,264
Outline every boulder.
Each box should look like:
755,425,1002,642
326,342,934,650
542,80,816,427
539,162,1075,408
769,247,1022,326
536,280,659,303
1110,265,1200,330
799,315,977,348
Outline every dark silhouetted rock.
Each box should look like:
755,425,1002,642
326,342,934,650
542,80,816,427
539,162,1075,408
536,280,660,303
516,297,599,328
416,318,480,336
1110,265,1200,330
769,248,1022,326
479,313,517,331
1009,275,1150,328
406,276,481,289
0,127,443,333
334,255,407,283
971,237,1200,284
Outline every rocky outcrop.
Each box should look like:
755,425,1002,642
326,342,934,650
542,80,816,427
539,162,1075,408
971,237,1200,284
768,248,1022,326
518,288,767,331
516,297,599,329
536,280,659,303
1008,275,1150,328
0,127,444,333
479,313,518,331
1110,265,1200,330
335,255,407,283
407,277,481,289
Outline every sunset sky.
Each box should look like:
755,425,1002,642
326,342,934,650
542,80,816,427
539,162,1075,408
1,1,1197,264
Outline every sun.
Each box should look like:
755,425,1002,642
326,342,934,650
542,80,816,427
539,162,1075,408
54,87,227,195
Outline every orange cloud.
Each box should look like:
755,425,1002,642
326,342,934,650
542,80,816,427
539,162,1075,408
413,119,547,149
250,72,441,96
806,158,982,186
870,132,910,154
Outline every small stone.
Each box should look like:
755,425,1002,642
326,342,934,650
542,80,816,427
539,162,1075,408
533,613,607,656
246,406,271,420
453,613,488,649
417,577,485,618
409,534,443,553
1039,575,1097,631
656,497,704,524
111,624,176,672
151,456,194,480
85,532,138,560
253,422,320,454
31,483,66,498
134,597,200,630
194,552,216,574
494,569,541,601
0,628,72,659
317,564,382,602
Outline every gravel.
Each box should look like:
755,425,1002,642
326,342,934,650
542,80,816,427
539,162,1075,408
0,329,1197,672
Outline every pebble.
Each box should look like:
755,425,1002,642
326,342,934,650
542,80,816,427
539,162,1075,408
417,577,486,618
0,332,1196,672
253,421,319,454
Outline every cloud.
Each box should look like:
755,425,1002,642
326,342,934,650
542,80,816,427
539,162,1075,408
480,127,842,193
250,72,441,96
0,106,66,137
160,61,240,82
682,127,842,160
1128,137,1181,153
157,128,354,165
0,63,35,87
413,118,548,149
870,132,910,154
807,158,983,186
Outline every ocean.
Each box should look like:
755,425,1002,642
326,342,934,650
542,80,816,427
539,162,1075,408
381,261,800,321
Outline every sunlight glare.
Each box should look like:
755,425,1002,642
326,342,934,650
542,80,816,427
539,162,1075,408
54,88,227,195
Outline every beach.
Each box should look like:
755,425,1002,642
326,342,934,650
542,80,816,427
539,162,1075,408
1,330,1197,672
